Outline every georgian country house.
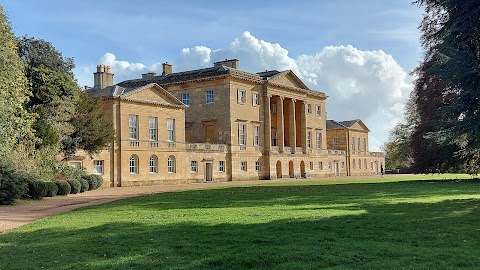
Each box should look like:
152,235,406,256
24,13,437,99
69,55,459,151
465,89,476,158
69,59,384,187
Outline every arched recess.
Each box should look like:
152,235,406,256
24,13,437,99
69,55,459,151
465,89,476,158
288,161,294,178
276,160,282,178
300,161,306,176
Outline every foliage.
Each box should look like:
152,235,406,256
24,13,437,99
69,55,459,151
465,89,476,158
0,6,35,161
82,174,103,190
17,36,80,153
382,93,417,170
57,163,86,181
0,179,479,269
66,179,81,194
55,181,71,195
26,179,49,200
412,0,480,174
45,181,58,197
0,163,28,205
66,92,115,156
78,178,89,193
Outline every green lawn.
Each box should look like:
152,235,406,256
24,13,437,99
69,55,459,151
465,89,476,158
1,175,480,269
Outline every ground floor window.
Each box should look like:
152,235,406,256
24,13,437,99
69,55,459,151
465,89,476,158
318,162,323,171
129,155,138,174
149,155,158,173
328,162,332,170
168,156,176,173
364,159,367,170
191,161,198,173
219,161,225,172
255,161,260,171
309,162,313,170
93,160,103,175
241,161,247,171
342,162,345,169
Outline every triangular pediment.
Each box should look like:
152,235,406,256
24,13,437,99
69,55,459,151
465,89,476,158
348,120,370,132
123,83,185,106
268,70,310,90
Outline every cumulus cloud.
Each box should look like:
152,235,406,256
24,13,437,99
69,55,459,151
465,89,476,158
75,31,412,151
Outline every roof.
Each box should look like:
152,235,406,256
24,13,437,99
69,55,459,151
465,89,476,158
326,119,370,132
87,83,186,108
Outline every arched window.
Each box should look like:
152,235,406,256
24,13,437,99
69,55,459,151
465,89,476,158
129,155,139,174
167,155,176,173
150,155,158,173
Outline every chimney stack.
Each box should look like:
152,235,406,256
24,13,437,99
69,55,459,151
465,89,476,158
94,64,114,89
213,59,240,69
142,72,156,79
162,63,172,76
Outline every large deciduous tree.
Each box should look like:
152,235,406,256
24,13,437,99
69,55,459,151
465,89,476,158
0,6,35,160
412,0,480,174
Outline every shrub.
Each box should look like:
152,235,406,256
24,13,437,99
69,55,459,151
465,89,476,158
27,179,49,200
78,178,89,193
0,164,28,205
55,181,71,195
57,164,86,182
45,181,58,197
66,179,81,194
82,174,103,190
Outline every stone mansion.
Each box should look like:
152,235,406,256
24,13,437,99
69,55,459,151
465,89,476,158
70,59,384,187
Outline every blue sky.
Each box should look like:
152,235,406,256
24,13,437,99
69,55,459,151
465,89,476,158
1,1,424,150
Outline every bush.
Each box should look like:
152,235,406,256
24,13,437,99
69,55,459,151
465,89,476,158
66,179,81,194
57,164,86,182
78,178,89,193
45,181,58,197
82,174,103,190
27,179,49,200
55,181,71,195
0,164,28,205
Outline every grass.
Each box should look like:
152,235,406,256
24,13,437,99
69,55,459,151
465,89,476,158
0,175,479,269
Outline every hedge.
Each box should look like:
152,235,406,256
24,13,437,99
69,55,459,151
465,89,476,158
0,164,28,205
45,181,59,197
66,179,81,194
55,181,71,195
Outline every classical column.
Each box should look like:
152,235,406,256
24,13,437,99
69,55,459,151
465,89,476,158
277,96,285,152
264,94,272,152
289,98,296,152
301,101,308,153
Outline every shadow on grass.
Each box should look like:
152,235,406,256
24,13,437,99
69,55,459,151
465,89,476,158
1,180,480,270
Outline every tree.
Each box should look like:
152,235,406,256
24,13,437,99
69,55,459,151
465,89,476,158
65,92,115,156
412,0,480,174
0,6,35,160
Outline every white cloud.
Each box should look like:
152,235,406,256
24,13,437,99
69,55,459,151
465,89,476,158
75,31,412,151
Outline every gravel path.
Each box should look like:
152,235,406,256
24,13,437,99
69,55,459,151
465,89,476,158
0,175,389,233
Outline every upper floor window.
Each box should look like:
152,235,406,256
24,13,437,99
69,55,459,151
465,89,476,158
206,90,214,104
271,103,277,114
167,119,175,141
252,92,259,106
363,138,367,151
307,104,311,114
129,114,138,140
239,124,246,145
93,160,104,175
253,125,260,146
357,138,361,152
316,131,322,149
149,117,157,141
307,131,312,148
333,137,340,150
351,137,355,151
316,105,321,116
237,89,246,104
272,131,278,146
182,93,190,105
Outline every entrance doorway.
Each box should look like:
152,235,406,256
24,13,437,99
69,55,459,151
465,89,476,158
204,162,213,182
289,161,294,178
276,160,282,178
